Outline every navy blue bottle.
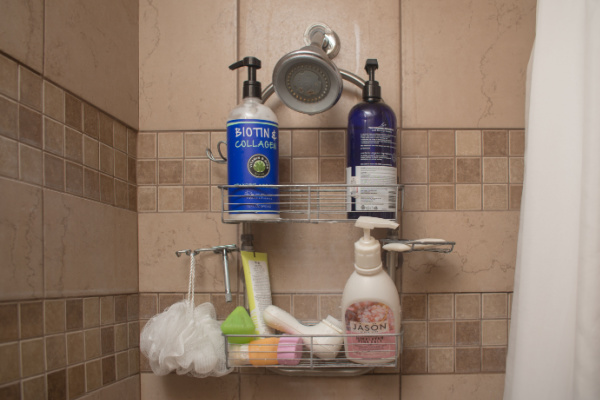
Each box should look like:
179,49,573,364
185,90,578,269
347,59,397,220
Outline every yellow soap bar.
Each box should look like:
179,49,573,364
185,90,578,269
248,338,279,366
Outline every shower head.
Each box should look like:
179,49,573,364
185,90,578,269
272,23,344,115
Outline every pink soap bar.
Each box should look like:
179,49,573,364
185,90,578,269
277,336,303,365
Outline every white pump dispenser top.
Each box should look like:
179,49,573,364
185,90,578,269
354,217,399,271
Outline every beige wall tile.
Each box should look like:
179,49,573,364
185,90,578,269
114,151,128,181
428,347,454,373
401,158,427,183
83,298,100,329
292,130,319,157
83,136,99,169
114,122,128,153
84,329,101,361
98,113,114,146
115,179,129,209
483,130,508,156
65,162,84,196
456,347,481,373
45,0,138,128
83,104,100,140
455,320,481,346
102,355,116,385
456,130,482,156
46,334,67,370
509,157,524,183
45,300,66,334
320,130,345,156
292,295,319,322
241,0,400,129
0,304,19,342
44,81,65,123
100,174,115,205
157,186,183,211
404,185,428,211
456,184,481,211
482,320,508,345
47,370,66,399
139,0,236,130
292,158,318,183
428,321,454,346
240,374,399,399
483,157,508,183
320,158,345,183
428,294,454,319
404,321,428,348
183,132,209,158
0,136,18,178
157,132,183,159
44,190,138,297
482,347,507,372
183,186,210,211
127,129,137,158
137,186,157,212
401,131,428,156
279,130,291,157
184,159,209,185
402,212,518,293
0,343,20,384
19,144,43,185
483,184,508,210
43,153,64,190
0,96,19,139
429,131,455,156
482,293,508,319
23,375,46,399
142,373,237,400
65,94,83,131
402,0,535,128
66,299,83,331
137,160,156,185
456,158,481,183
101,327,115,355
455,294,481,320
158,161,183,184
138,213,238,292
0,54,19,99
0,0,44,72
19,106,43,148
20,301,43,338
279,157,291,184
0,178,43,301
402,294,427,320
429,185,454,210
68,365,85,398
19,67,43,111
83,168,100,201
44,118,64,157
86,360,102,391
21,338,44,377
429,158,454,183
99,144,115,175
509,184,523,210
100,296,115,326
319,295,342,320
402,374,505,400
67,331,85,364
65,127,83,163
403,348,428,374
137,133,156,159
509,130,525,155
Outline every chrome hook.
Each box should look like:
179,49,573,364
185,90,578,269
206,141,228,164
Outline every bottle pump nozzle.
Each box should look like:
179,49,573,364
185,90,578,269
362,59,381,101
229,56,262,99
354,217,399,270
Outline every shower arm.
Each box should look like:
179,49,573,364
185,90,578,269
260,69,365,103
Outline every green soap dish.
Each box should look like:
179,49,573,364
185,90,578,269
220,306,255,344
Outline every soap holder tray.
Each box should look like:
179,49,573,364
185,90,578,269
223,332,402,372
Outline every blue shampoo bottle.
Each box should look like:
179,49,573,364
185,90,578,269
347,59,398,220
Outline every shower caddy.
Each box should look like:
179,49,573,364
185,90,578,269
203,23,455,376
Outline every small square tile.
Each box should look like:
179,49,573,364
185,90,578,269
22,375,46,400
83,168,100,200
428,347,454,373
127,295,139,321
0,96,18,139
19,67,43,111
403,185,427,211
184,159,209,184
429,158,454,183
0,55,19,99
128,184,137,212
428,294,453,319
184,132,209,158
86,360,102,391
292,130,318,157
44,118,64,155
113,123,128,153
403,321,427,347
84,329,101,360
66,299,83,331
209,161,227,185
455,320,481,346
320,157,345,183
46,335,67,370
0,136,18,178
319,130,345,156
19,144,43,184
158,132,183,158
279,157,291,184
159,160,183,184
68,365,85,399
127,129,137,157
400,158,427,183
483,184,508,210
44,81,64,122
482,293,508,319
20,301,43,339
21,338,45,377
0,343,20,384
83,136,99,169
428,321,454,346
0,383,20,400
184,186,210,211
456,158,481,183
101,327,114,355
293,295,318,322
509,130,525,155
401,130,427,156
139,294,158,319
483,157,508,183
0,304,19,342
137,160,156,184
47,369,67,400
129,349,140,375
114,324,128,352
402,348,427,374
402,294,427,320
65,93,82,130
66,332,84,365
83,104,99,139
102,356,116,385
483,130,508,156
509,184,523,210
19,106,43,148
455,293,481,319
211,294,238,320
137,132,156,158
99,144,114,175
44,153,64,190
429,130,455,156
114,296,128,323
272,295,292,314
158,186,183,211
100,297,115,325
128,156,137,184
455,347,481,373
45,300,66,334
456,184,481,210
137,186,157,212
100,174,115,204
65,162,83,195
482,347,507,372
98,113,113,146
509,157,524,183
482,320,508,345
429,185,454,210
292,158,318,183
115,179,129,209
116,351,129,380
158,293,183,311
279,130,291,157
64,128,83,163
114,150,128,181
83,298,99,329
319,295,341,320
128,322,140,348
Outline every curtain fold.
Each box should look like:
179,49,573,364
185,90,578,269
504,1,600,399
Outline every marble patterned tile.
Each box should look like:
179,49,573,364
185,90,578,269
0,0,44,72
402,374,505,400
141,373,237,400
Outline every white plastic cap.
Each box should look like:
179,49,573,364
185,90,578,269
354,217,399,270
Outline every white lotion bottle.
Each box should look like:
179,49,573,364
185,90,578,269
341,217,401,364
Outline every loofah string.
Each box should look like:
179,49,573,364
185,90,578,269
187,252,196,314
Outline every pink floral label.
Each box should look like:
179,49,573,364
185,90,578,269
345,301,396,359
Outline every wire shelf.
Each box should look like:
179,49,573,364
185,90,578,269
218,184,404,223
223,332,402,371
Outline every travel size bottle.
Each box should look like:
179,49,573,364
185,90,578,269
347,59,397,220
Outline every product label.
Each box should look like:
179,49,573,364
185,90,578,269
346,166,397,212
226,119,279,214
345,301,396,360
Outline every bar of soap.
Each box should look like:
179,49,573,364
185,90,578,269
221,306,255,344
277,336,303,365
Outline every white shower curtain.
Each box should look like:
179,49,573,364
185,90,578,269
503,1,600,399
